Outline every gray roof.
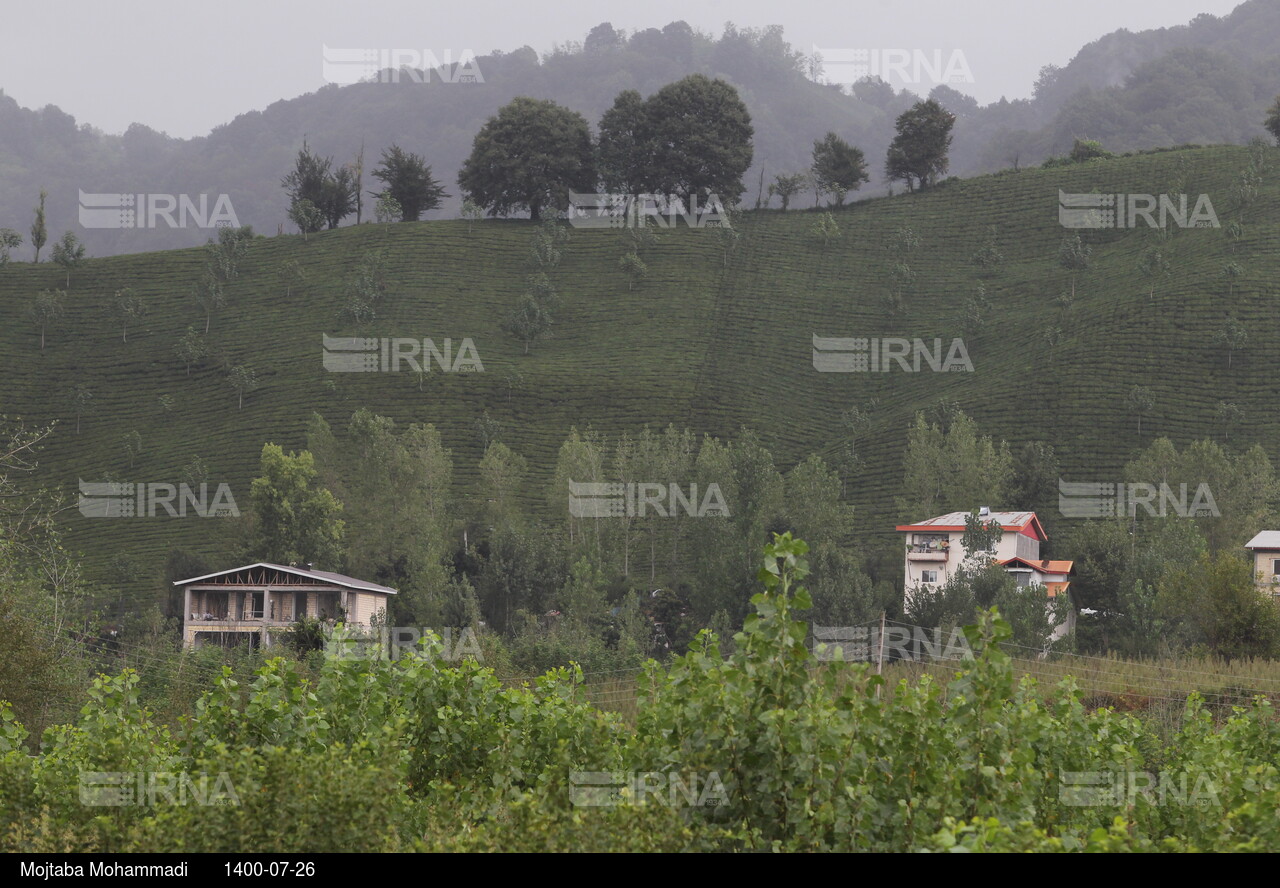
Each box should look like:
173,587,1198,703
1245,532,1280,550
172,562,397,594
903,510,1036,528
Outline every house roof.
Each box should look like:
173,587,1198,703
1045,581,1071,598
172,562,398,595
998,557,1074,575
1245,532,1280,550
896,511,1046,540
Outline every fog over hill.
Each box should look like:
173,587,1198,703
1,0,1278,257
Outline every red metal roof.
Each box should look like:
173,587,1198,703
998,557,1074,575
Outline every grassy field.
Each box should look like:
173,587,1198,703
1,144,1277,601
571,649,1280,734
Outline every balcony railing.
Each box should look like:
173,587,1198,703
906,543,950,561
189,612,318,625
189,613,291,624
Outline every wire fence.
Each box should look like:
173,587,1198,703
14,609,1280,727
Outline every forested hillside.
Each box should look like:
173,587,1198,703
1,143,1277,625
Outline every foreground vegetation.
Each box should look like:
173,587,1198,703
7,535,1280,852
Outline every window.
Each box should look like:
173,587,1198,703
205,593,228,620
240,592,263,620
1272,558,1280,576
318,592,341,621
921,570,939,584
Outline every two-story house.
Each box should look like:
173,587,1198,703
1245,532,1280,598
175,562,396,649
896,508,1074,639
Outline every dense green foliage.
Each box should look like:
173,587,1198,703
458,97,596,221
641,75,754,204
811,132,870,205
596,75,755,204
246,445,344,567
9,535,1280,852
369,145,449,223
281,143,358,232
885,99,956,192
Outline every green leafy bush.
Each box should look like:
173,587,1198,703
9,536,1280,851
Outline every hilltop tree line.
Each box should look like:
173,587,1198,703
13,73,1280,260
278,74,757,227
9,8,1280,256
276,75,958,230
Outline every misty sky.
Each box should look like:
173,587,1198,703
2,0,1245,139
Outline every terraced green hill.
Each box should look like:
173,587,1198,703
1,145,1277,593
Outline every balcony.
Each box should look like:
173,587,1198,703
189,613,305,626
906,543,950,561
190,614,266,626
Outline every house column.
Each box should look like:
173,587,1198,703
183,585,191,648
264,585,272,649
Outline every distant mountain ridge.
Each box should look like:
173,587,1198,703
1,1,1278,258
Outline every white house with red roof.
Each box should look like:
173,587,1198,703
1245,532,1280,596
895,508,1075,640
174,562,396,649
